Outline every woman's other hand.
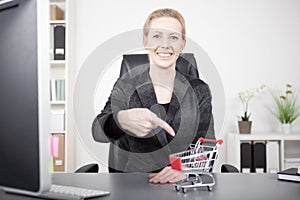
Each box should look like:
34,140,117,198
117,108,175,137
149,166,186,184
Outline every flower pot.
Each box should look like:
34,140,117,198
238,121,252,134
281,123,292,134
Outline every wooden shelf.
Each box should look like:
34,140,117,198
51,131,66,134
50,60,66,64
50,60,66,67
50,0,65,3
50,20,66,24
230,131,300,140
50,101,66,105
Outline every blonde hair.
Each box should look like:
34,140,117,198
143,8,186,40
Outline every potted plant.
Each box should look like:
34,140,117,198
238,85,265,133
270,84,300,134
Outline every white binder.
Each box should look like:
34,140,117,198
50,110,65,132
266,141,280,173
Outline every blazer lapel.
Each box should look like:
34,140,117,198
135,69,158,109
165,71,190,126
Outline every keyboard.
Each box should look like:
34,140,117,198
41,184,110,200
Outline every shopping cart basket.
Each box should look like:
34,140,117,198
169,137,223,193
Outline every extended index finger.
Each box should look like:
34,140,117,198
151,114,175,136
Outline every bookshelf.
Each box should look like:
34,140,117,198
227,132,300,173
49,0,69,172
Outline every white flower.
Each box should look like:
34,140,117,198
239,84,265,104
238,84,265,121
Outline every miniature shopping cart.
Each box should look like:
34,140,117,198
169,137,223,193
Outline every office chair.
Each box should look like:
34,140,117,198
221,164,239,173
120,53,199,78
75,163,99,173
108,53,200,173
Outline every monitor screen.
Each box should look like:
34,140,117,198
0,0,51,195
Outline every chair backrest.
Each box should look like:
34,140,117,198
75,163,99,173
221,164,240,173
120,53,199,78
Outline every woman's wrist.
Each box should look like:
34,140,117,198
116,110,127,130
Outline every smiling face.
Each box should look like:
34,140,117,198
143,17,186,70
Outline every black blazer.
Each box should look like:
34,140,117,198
92,56,215,173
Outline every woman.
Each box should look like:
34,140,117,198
92,8,215,184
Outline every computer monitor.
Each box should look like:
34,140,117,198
0,0,51,196
0,0,19,11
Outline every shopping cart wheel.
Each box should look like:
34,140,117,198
175,185,180,191
207,186,212,191
182,188,187,193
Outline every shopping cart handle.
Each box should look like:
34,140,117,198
198,137,223,145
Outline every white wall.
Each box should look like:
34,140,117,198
73,0,300,172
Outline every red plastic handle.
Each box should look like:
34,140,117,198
198,137,223,145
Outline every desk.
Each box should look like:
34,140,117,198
1,173,299,200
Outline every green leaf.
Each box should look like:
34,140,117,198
241,111,251,121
